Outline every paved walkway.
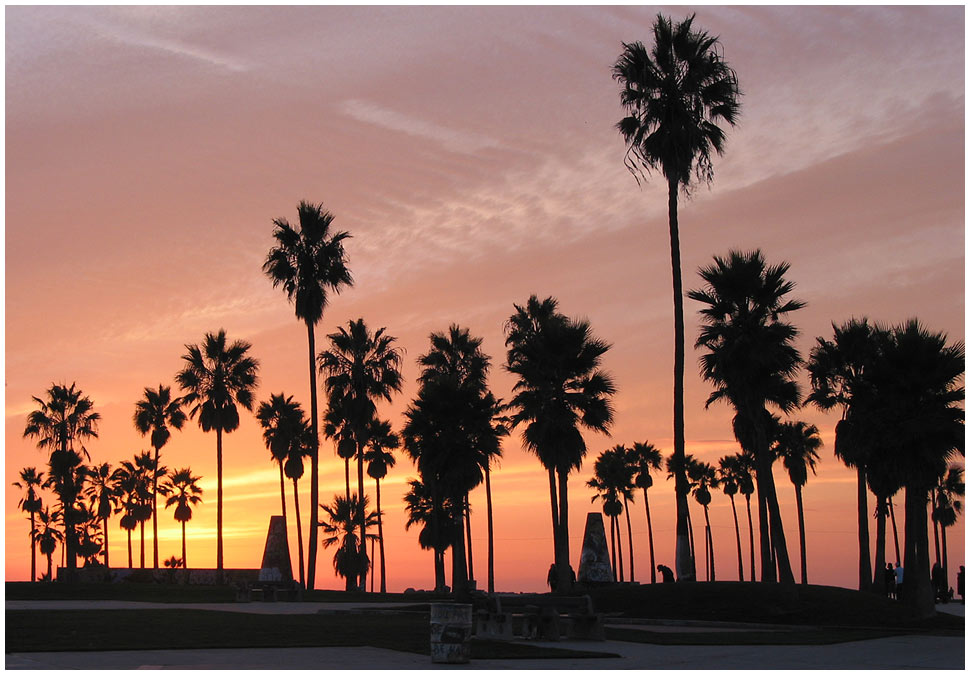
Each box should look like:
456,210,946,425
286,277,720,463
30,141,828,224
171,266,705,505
6,600,965,670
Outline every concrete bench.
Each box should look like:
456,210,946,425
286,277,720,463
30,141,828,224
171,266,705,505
474,594,604,641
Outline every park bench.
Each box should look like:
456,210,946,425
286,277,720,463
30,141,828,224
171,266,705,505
473,594,604,641
234,580,302,602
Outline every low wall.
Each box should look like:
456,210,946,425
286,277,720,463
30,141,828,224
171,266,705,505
56,567,260,585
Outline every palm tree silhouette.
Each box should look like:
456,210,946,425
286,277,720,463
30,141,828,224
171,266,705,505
613,14,740,583
505,296,615,593
716,453,749,581
133,384,186,571
13,467,45,581
83,463,118,569
33,507,63,582
932,465,963,594
264,200,353,591
403,478,455,590
24,383,100,578
176,329,260,581
775,421,821,585
588,447,631,582
364,417,399,594
807,318,885,592
256,393,310,586
689,460,718,581
321,493,378,589
163,468,204,571
323,399,356,503
689,250,803,584
134,451,168,569
630,442,662,583
319,319,403,592
481,399,509,594
665,452,699,570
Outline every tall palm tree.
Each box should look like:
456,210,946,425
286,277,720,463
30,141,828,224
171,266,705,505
13,467,45,581
24,383,100,578
403,478,455,591
364,417,399,594
689,460,719,581
613,13,740,582
807,318,886,592
176,329,260,580
134,451,168,570
774,421,821,585
256,392,310,586
319,318,403,592
264,200,353,591
320,493,378,589
133,384,186,571
83,463,118,569
505,296,615,593
481,399,509,594
630,442,662,583
932,465,964,592
33,507,64,581
717,454,747,581
162,468,204,571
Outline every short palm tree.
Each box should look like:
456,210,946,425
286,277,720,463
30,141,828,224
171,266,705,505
23,383,100,577
319,318,403,591
176,329,260,580
83,463,118,569
163,468,204,570
932,465,964,592
630,442,662,583
134,451,168,569
13,467,45,581
689,249,803,584
807,318,886,592
587,447,631,582
665,452,699,568
33,507,63,581
505,295,615,593
716,453,748,581
323,397,357,502
133,384,186,570
774,421,821,585
263,200,353,590
320,493,378,588
613,14,740,582
364,417,399,594
689,460,719,581
403,478,455,591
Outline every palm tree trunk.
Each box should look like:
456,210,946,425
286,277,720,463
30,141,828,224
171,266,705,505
686,503,696,568
451,500,469,596
306,320,321,592
216,427,224,582
873,497,887,592
729,494,743,581
376,478,386,594
795,484,808,585
127,528,133,568
370,537,376,593
667,176,693,583
609,513,618,582
755,477,772,580
704,505,715,581
616,513,624,582
355,437,367,592
344,459,351,503
931,511,941,568
431,483,445,592
889,498,901,565
464,496,474,584
434,549,446,593
485,462,495,594
140,519,146,569
30,512,37,582
279,464,288,527
547,467,560,561
753,418,794,583
855,466,872,592
643,488,656,584
103,517,110,569
623,495,635,583
941,521,949,593
293,478,305,588
181,521,187,571
47,552,53,581
745,493,755,581
901,486,933,617
555,469,572,593
152,445,161,571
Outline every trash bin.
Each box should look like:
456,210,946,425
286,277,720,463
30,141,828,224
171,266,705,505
430,603,473,664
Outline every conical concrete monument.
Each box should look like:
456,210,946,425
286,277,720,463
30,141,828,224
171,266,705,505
577,512,613,584
258,515,293,582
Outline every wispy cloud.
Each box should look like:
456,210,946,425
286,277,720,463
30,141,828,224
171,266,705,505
340,99,502,154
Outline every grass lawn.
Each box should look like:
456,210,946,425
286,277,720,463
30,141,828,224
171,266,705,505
5,609,617,660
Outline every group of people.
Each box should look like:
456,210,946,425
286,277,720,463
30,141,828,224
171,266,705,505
884,562,965,604
882,562,905,599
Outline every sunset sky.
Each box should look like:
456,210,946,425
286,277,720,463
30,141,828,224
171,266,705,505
5,5,965,592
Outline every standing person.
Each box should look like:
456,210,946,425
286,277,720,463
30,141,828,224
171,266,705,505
885,563,896,599
957,566,964,604
894,562,904,599
931,563,945,603
547,563,558,592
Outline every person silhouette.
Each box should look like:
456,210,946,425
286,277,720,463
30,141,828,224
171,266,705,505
957,566,964,604
657,564,675,583
547,563,557,592
885,563,896,599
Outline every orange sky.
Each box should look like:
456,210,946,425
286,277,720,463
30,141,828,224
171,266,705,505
5,5,965,592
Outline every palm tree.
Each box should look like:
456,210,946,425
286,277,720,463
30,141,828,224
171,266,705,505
613,14,740,582
587,447,631,582
630,442,662,583
33,507,64,581
320,493,378,589
284,424,311,591
481,399,509,594
717,454,748,581
162,468,204,571
505,296,615,593
688,460,718,581
256,392,310,586
263,200,353,591
774,421,821,585
112,462,141,568
932,465,964,594
133,384,186,571
23,383,101,577
665,452,700,570
134,451,168,569
403,478,455,591
13,467,45,581
364,417,399,594
807,318,886,592
323,399,357,502
176,329,260,581
319,318,403,592
689,250,802,584
83,463,118,569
